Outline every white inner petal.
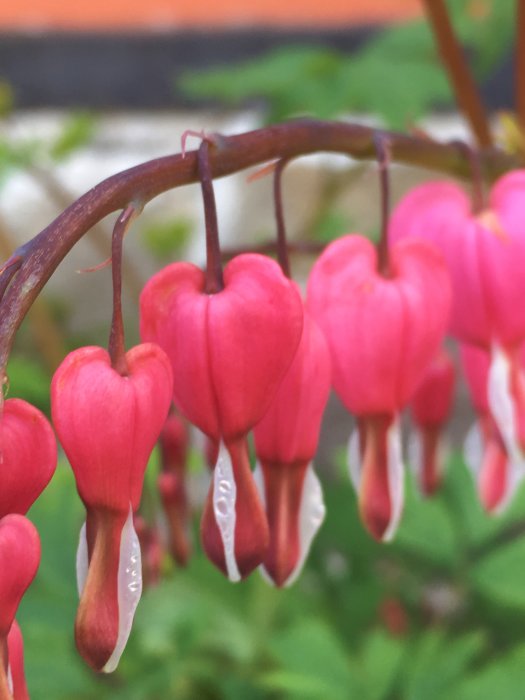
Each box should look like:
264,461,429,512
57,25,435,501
383,418,405,542
76,521,89,596
103,506,143,674
212,442,241,583
488,345,525,467
6,663,12,695
283,463,325,588
346,429,361,491
496,455,524,514
464,422,483,479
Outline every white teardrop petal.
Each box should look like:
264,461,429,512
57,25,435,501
488,345,525,467
76,521,89,597
212,442,241,583
102,507,142,674
383,418,405,542
347,429,361,491
283,463,325,588
6,663,13,695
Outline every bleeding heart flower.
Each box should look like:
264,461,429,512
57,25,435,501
140,253,304,580
0,515,40,699
308,234,451,540
408,350,455,496
0,398,56,517
157,413,191,567
390,171,525,461
461,343,523,512
253,304,331,587
51,344,172,673
7,621,28,700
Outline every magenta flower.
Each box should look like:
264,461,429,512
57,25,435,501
157,413,191,567
253,303,331,587
461,342,522,512
390,171,525,463
140,253,304,580
0,398,56,517
0,515,40,699
7,621,28,700
308,235,450,540
409,350,455,496
51,344,173,672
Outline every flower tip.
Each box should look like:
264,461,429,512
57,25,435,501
74,597,118,672
359,500,392,542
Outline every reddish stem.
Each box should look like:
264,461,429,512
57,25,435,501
451,140,485,212
273,159,291,278
198,141,224,294
374,133,391,275
422,0,493,148
108,205,139,376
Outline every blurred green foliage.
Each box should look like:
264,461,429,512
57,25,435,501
179,0,512,127
141,218,195,260
18,446,525,700
0,112,98,187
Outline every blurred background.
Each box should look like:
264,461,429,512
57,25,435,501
2,1,525,699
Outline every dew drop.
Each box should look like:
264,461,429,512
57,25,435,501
102,506,142,673
212,443,241,583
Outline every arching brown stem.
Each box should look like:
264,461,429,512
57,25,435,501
0,119,516,371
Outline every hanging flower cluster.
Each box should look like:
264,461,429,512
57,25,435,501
4,123,525,695
0,398,56,697
390,170,525,509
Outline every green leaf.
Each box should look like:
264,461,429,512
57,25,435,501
50,112,97,161
357,630,406,700
141,217,194,259
470,533,525,610
450,643,525,700
400,630,486,700
265,619,357,699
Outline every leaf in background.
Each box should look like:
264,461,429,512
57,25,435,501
0,79,14,117
470,532,525,611
141,217,194,260
389,471,459,568
6,355,52,415
312,209,354,243
264,619,358,699
356,629,406,700
400,630,486,700
450,643,525,700
50,112,97,161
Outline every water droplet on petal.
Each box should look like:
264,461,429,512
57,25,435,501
212,443,241,583
102,506,142,673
